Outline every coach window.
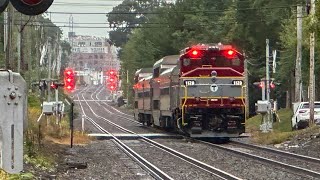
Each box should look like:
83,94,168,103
160,88,170,95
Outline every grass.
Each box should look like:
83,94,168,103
246,108,301,144
0,170,34,180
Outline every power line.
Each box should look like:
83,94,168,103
3,18,297,29
47,5,298,15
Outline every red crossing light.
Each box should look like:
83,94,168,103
270,82,275,89
22,0,42,5
50,82,57,89
259,82,264,88
64,68,75,92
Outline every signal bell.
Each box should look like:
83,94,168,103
10,0,54,15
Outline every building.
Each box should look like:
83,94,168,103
67,33,120,72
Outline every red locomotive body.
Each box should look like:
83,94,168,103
133,43,246,138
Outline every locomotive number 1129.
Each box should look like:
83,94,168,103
184,80,196,86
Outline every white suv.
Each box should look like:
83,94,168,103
292,102,320,130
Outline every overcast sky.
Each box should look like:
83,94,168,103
46,0,123,39
46,0,175,39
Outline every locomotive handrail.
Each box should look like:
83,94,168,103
181,85,188,126
241,85,247,123
189,83,243,86
181,67,243,77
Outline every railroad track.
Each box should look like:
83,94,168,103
76,85,320,179
75,85,241,180
196,139,320,179
228,140,320,174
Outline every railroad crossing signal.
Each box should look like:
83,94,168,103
64,68,75,92
10,0,54,15
106,69,118,91
253,80,279,89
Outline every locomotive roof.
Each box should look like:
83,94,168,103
153,55,180,69
160,65,180,77
135,68,153,76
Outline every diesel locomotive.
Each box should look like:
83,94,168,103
133,43,246,138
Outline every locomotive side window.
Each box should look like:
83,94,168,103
153,67,160,78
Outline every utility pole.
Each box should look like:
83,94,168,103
17,13,22,73
266,39,272,131
309,0,316,125
126,69,129,106
295,5,303,103
266,39,270,103
47,39,52,102
5,5,13,70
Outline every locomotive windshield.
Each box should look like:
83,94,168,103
214,56,241,67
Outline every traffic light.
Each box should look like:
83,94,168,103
0,0,9,13
10,0,54,15
64,68,75,92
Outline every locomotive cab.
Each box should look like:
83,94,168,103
178,43,246,138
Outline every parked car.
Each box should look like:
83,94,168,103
291,102,320,130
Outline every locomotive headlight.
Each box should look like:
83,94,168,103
183,58,191,66
211,70,217,77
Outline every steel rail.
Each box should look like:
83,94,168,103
78,88,173,180
79,88,240,180
199,140,320,178
230,141,320,164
